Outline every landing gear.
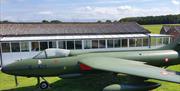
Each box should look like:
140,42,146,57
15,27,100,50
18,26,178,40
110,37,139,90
36,77,50,89
40,81,49,89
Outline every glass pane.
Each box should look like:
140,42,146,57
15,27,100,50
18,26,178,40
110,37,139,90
136,38,142,47
40,42,48,51
58,41,66,49
49,41,57,48
11,42,20,52
156,38,162,46
163,37,169,45
33,51,46,59
107,40,114,48
129,39,135,47
21,42,29,52
143,38,148,46
67,41,74,49
84,40,92,49
31,42,40,51
99,40,105,48
1,43,10,52
114,39,121,48
75,41,82,49
151,37,156,46
92,40,98,48
122,39,127,47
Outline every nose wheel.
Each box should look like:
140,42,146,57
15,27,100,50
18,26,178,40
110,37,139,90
36,77,50,89
39,81,49,89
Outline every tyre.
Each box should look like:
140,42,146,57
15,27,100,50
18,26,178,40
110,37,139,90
39,81,49,89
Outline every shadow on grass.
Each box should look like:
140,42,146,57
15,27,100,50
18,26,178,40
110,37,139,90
2,73,120,91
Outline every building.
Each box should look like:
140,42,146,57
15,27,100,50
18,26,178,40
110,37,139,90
160,25,180,39
0,22,172,66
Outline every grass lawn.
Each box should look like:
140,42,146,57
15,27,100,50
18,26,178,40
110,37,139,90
143,25,163,34
0,24,180,91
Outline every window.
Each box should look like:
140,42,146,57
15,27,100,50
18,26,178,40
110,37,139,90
114,39,121,48
99,40,106,48
151,37,157,46
40,42,48,51
122,39,127,47
33,51,46,59
143,38,148,46
11,42,20,52
67,41,74,49
31,42,40,51
92,40,98,48
163,37,169,45
129,39,135,47
136,38,142,47
107,40,114,48
49,41,57,48
75,40,82,49
21,42,29,52
58,41,66,49
155,37,162,46
84,40,92,49
1,43,10,52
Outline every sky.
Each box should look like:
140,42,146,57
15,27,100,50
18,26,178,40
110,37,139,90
0,0,180,22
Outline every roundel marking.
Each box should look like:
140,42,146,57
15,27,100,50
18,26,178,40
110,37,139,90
161,71,169,75
164,58,169,62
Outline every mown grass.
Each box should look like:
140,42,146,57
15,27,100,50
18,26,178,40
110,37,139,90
143,25,162,34
0,24,180,91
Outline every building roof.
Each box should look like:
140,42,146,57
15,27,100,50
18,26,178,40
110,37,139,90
0,22,150,37
0,34,171,42
161,25,180,33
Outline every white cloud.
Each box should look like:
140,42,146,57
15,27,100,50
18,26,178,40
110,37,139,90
38,11,53,15
171,0,180,5
75,5,177,20
117,5,132,10
84,6,93,11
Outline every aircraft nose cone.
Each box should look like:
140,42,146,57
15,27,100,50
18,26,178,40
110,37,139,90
1,65,13,75
1,66,7,73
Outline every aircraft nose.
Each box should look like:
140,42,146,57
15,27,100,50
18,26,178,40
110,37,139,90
1,66,8,73
1,64,16,75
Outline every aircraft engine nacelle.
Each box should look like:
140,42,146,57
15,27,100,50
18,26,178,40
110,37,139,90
103,82,161,91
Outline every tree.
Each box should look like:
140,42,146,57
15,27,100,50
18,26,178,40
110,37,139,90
119,14,180,25
113,20,118,23
106,20,112,23
50,20,62,23
42,20,49,23
97,20,102,23
1,20,9,23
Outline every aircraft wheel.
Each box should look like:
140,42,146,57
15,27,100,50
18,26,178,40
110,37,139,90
39,81,49,89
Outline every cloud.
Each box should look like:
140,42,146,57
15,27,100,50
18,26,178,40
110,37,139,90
75,5,177,20
38,11,54,15
171,0,180,5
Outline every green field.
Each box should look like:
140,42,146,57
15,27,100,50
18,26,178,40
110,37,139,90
0,24,180,91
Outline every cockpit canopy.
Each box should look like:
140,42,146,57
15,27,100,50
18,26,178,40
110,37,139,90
33,48,70,59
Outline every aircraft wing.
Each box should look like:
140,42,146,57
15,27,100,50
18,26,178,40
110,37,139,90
79,57,180,83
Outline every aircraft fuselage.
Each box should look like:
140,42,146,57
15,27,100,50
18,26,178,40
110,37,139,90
2,50,179,77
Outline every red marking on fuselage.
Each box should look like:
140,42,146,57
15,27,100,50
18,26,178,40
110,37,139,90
164,58,169,62
80,64,92,71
